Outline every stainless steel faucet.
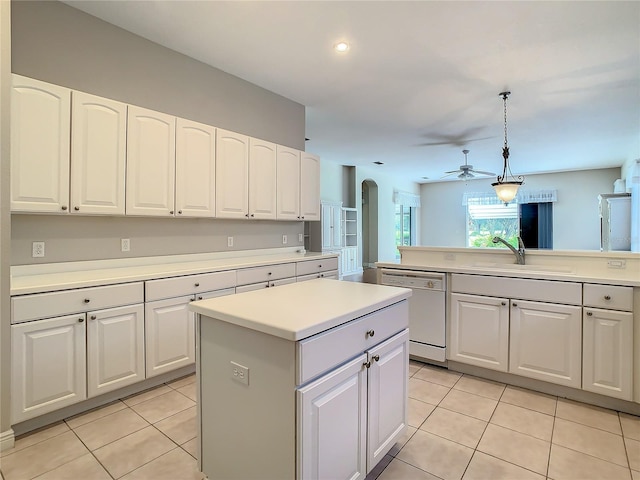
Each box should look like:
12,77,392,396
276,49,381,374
492,236,526,265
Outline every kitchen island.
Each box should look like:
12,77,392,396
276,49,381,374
189,278,411,480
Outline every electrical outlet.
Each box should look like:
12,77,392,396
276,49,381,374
32,241,45,258
230,361,249,385
298,233,304,243
227,236,234,247
121,238,130,252
282,234,288,245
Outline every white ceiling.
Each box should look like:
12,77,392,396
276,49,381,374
64,1,640,184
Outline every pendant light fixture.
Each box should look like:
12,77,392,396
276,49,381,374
492,91,523,205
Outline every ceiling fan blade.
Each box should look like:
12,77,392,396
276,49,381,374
440,171,459,179
471,169,497,176
443,169,460,174
416,141,456,147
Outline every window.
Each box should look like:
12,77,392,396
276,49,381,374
395,205,414,258
465,191,555,249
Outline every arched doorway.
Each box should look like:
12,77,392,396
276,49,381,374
362,179,378,282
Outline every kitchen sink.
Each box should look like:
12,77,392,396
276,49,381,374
464,262,576,275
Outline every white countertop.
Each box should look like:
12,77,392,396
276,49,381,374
376,247,640,287
11,248,339,295
189,278,412,341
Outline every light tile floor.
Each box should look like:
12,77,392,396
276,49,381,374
1,362,639,479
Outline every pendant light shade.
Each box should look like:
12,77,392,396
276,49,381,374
492,91,523,205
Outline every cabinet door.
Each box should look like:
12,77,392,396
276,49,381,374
216,129,249,219
145,295,195,377
297,354,368,480
87,304,145,397
126,105,176,216
509,300,582,388
300,152,321,221
367,329,409,471
249,138,277,219
449,293,509,372
583,307,633,400
175,118,216,217
70,91,127,215
11,314,86,423
276,145,300,220
11,74,71,213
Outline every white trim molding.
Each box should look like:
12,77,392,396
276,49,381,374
0,428,15,452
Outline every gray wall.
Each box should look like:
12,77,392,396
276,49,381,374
10,0,308,266
419,168,621,251
1,0,11,442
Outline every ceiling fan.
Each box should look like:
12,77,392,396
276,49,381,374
417,126,495,147
442,149,496,180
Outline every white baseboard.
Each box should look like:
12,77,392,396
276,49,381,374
0,428,15,452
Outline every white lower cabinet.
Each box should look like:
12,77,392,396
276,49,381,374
449,293,509,372
298,354,368,480
509,300,582,388
11,314,87,424
583,307,633,400
297,329,409,479
87,304,145,397
145,288,235,378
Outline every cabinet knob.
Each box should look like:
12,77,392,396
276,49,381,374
246,214,250,218
195,283,200,287
301,216,304,220
84,298,90,303
267,272,272,276
604,295,611,300
501,302,507,306
61,206,68,211
587,311,593,316
198,296,203,300
270,283,275,287
512,303,518,307
90,315,97,320
178,210,182,214
319,264,322,268
74,206,80,211
78,318,84,323
320,273,324,278
251,214,255,217
169,211,174,215
366,329,375,338
372,354,380,363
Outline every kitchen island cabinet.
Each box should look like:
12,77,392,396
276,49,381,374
190,279,411,480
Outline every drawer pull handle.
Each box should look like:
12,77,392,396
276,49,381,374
587,311,593,316
78,318,84,323
604,295,611,300
501,302,507,306
84,299,90,303
195,283,200,287
366,330,375,338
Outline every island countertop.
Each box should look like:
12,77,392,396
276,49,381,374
189,278,411,341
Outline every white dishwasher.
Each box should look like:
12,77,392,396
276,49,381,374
380,269,446,363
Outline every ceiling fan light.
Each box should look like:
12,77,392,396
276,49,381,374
492,180,522,205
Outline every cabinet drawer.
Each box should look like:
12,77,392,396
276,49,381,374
296,299,408,385
296,257,339,276
12,282,144,324
583,284,633,312
297,271,339,282
146,270,236,301
236,263,296,286
451,274,582,305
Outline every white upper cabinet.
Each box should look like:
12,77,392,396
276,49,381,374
216,129,249,219
276,145,301,220
70,91,127,215
249,138,277,219
126,105,176,216
11,74,71,213
300,152,321,221
175,118,216,217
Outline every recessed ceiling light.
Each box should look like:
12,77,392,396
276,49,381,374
334,41,350,53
